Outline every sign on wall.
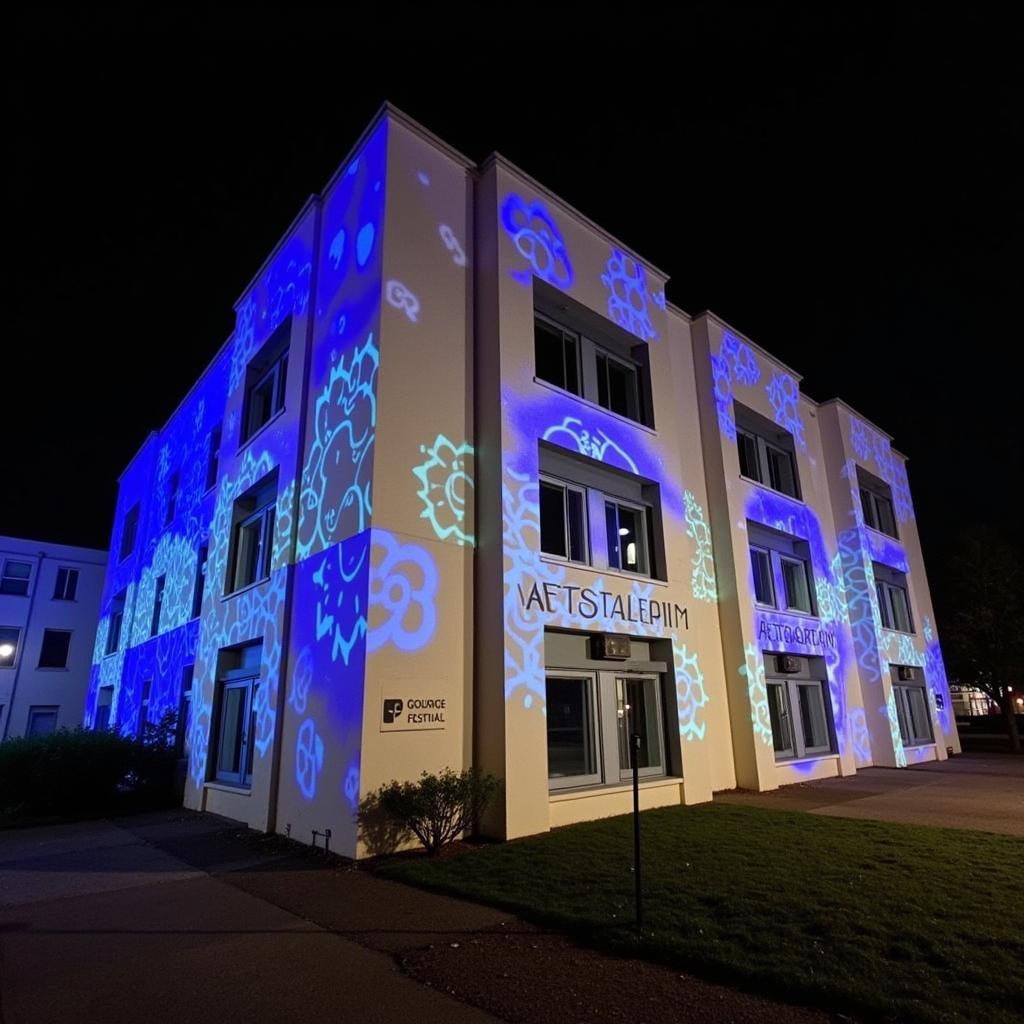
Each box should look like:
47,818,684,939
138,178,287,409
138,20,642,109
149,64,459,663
379,678,449,732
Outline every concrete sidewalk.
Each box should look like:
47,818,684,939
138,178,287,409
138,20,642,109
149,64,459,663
717,752,1024,834
0,812,499,1024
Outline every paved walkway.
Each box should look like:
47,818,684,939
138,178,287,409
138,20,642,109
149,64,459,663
0,811,838,1024
717,752,1024,834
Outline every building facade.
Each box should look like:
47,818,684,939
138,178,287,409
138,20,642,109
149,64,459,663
1,536,107,739
87,105,959,855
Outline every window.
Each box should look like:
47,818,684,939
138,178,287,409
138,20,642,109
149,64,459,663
106,590,127,655
38,629,71,669
893,681,933,746
748,526,816,616
876,569,914,633
206,424,222,492
767,675,834,760
0,627,21,668
191,544,208,619
533,302,654,428
227,473,277,593
546,675,600,788
53,567,79,601
857,467,898,539
27,706,59,738
95,686,113,731
780,556,813,614
176,665,194,759
596,350,642,422
1,559,31,596
735,404,800,499
544,669,669,790
605,500,649,575
120,504,140,561
750,547,775,606
534,315,580,395
139,680,152,737
241,323,290,443
213,644,262,787
539,478,588,562
151,575,166,637
165,471,179,526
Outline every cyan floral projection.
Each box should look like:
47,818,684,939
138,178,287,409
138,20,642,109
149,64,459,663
740,642,772,746
674,642,709,742
766,370,806,452
413,435,474,546
500,194,573,288
684,490,717,602
367,530,438,654
885,687,908,768
600,248,657,342
710,331,762,441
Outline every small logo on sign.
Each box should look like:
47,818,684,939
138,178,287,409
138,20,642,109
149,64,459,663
382,699,404,724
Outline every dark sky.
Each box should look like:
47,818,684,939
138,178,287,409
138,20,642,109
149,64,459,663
7,9,1022,608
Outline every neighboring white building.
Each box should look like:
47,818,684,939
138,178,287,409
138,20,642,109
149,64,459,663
0,536,107,739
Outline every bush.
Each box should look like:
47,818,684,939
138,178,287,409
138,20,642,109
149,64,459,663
0,723,178,825
358,767,499,856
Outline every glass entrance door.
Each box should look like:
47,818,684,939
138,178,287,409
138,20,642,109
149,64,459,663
615,674,664,780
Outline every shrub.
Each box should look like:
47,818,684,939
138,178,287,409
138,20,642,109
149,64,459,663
358,767,499,856
0,724,178,825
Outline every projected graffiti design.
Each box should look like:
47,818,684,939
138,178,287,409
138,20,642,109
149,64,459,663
500,193,573,288
367,530,438,654
296,718,325,800
413,435,475,546
684,490,717,602
766,370,806,452
601,248,657,342
741,643,772,746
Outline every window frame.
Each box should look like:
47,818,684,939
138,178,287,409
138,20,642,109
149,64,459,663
877,578,914,634
780,554,814,615
0,626,22,668
736,425,800,500
614,673,666,781
860,485,899,539
545,672,602,790
0,559,32,597
119,504,140,562
241,343,289,446
26,706,59,738
595,346,643,423
750,545,776,607
191,544,208,619
150,574,166,638
748,542,816,617
37,628,72,670
533,313,583,397
538,474,590,565
766,676,835,761
226,476,278,595
605,497,651,577
95,686,114,731
893,682,933,746
53,566,79,601
205,424,222,493
212,674,260,787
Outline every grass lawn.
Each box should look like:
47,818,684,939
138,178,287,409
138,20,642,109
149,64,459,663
377,803,1023,1024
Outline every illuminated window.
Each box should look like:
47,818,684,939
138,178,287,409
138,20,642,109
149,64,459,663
165,471,179,527
545,669,668,790
212,643,262,787
767,671,834,760
191,544,208,619
227,472,277,593
0,626,21,668
735,405,800,499
893,680,933,745
205,424,222,492
27,706,59,738
95,686,113,730
1,560,32,596
605,500,650,576
539,477,588,563
150,575,165,637
875,565,914,633
53,567,79,601
596,350,642,422
38,629,71,669
106,590,127,654
241,322,290,443
747,526,816,616
534,315,581,395
119,504,140,562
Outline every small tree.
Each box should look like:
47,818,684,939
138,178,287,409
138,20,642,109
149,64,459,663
940,529,1023,753
358,767,498,856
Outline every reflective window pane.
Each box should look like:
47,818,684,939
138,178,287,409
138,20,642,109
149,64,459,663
767,445,797,497
539,482,567,558
798,683,830,750
616,677,663,773
546,676,596,780
782,558,812,614
217,686,246,777
768,682,794,755
566,488,586,562
750,548,775,606
737,431,760,482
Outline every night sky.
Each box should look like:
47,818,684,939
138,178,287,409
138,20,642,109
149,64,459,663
7,10,1021,618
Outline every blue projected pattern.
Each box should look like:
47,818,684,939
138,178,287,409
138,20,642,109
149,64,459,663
741,643,772,746
684,490,717,602
601,248,657,342
500,194,573,288
710,331,763,441
674,643,709,742
766,370,806,452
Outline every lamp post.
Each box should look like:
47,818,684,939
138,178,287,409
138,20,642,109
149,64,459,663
631,731,643,937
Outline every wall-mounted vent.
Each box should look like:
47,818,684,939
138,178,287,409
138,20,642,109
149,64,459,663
590,633,632,661
896,665,917,682
775,654,802,674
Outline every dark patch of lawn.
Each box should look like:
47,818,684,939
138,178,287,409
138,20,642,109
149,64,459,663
377,803,1023,1024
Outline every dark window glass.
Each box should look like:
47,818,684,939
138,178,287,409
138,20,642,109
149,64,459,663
546,676,597,779
737,431,760,482
782,557,813,614
53,567,79,601
768,683,794,755
95,687,113,731
151,575,166,637
566,489,586,563
539,482,567,558
192,545,208,619
165,472,179,526
27,707,59,737
242,329,289,444
606,502,646,574
1,560,31,596
120,505,140,561
797,682,830,750
876,494,897,537
615,676,664,774
597,352,640,421
206,426,222,492
38,629,71,669
750,548,775,605
106,590,127,654
534,318,580,395
860,488,877,529
766,444,797,497
215,676,259,786
228,476,277,593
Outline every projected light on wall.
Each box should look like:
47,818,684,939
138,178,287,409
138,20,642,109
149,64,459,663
741,643,772,747
674,642,709,742
414,435,475,546
367,530,438,654
500,193,573,288
684,490,717,602
601,248,657,342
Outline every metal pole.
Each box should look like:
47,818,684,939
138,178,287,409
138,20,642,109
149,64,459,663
632,732,642,936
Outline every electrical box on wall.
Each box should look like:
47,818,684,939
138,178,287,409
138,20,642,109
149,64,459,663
896,665,917,681
775,654,802,674
591,633,632,661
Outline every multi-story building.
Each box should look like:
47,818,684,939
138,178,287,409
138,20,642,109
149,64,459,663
86,104,959,856
1,536,106,739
